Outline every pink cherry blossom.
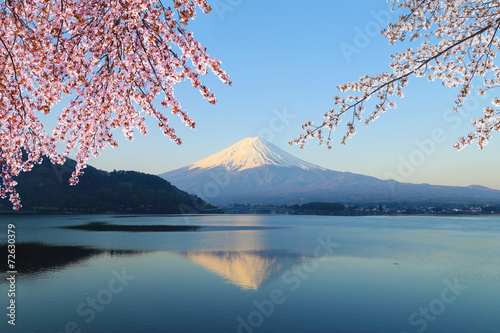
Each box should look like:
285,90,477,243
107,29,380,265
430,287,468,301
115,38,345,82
0,0,231,210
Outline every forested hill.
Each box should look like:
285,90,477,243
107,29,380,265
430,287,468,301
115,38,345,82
0,158,209,214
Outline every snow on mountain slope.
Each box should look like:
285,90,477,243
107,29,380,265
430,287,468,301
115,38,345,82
159,137,500,205
188,137,324,171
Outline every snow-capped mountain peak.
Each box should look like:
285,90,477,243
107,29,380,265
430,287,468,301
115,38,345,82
188,137,323,171
160,137,500,205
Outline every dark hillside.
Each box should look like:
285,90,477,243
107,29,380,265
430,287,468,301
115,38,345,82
0,158,208,213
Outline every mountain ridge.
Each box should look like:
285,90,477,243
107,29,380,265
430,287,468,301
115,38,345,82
160,137,500,205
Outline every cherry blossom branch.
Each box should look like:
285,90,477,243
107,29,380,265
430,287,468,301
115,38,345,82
293,0,500,152
0,0,231,210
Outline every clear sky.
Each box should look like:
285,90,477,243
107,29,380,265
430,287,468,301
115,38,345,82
49,0,500,190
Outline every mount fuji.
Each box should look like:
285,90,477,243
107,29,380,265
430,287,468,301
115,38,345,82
159,137,500,205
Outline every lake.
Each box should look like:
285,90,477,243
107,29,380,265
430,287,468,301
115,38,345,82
1,214,499,332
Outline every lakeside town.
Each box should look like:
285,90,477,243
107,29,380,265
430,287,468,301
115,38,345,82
208,202,500,216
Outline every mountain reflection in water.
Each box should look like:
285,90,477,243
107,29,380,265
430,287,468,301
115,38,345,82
184,249,308,290
0,242,309,292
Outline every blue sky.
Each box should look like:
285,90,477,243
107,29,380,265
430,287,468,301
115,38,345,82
54,0,500,189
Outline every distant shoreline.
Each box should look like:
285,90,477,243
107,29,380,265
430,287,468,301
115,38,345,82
1,211,499,217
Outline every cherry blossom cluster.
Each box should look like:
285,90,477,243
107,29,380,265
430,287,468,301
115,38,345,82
292,0,500,152
0,0,231,209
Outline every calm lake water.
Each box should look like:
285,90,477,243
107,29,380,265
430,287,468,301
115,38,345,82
0,214,499,333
